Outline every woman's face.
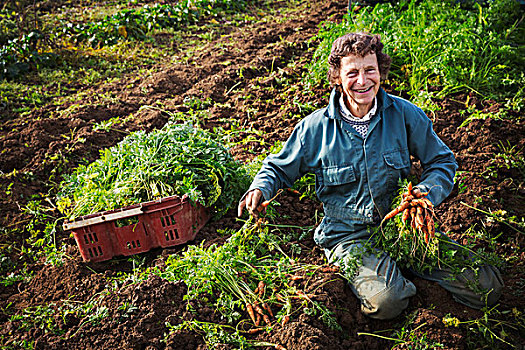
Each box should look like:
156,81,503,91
338,53,380,117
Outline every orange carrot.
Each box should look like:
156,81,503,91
286,188,301,195
321,265,339,273
255,312,261,327
287,275,304,281
281,315,290,326
416,207,425,227
427,216,435,238
422,198,434,208
246,303,256,324
263,302,274,318
384,207,400,220
247,327,264,334
258,281,266,298
253,303,266,316
402,208,411,224
384,200,411,220
407,182,413,194
257,200,271,212
411,198,427,209
410,207,417,229
404,195,414,202
263,314,271,325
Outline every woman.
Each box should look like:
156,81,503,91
238,33,502,320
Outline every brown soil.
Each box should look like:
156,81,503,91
0,0,524,349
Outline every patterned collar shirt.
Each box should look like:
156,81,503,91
339,94,377,138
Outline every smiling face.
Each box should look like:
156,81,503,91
338,53,380,118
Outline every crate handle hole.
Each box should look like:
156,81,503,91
115,216,139,228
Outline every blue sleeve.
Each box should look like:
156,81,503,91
246,121,310,202
407,108,458,206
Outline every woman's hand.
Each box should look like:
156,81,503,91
237,189,263,217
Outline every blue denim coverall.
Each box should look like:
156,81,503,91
247,88,503,319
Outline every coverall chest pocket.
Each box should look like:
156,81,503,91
319,165,358,203
383,149,411,187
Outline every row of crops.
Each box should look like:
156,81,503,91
1,0,250,79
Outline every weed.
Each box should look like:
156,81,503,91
166,320,255,349
459,110,508,128
454,171,469,194
461,202,525,236
494,141,525,178
22,199,68,267
443,305,525,348
0,254,33,286
359,310,445,348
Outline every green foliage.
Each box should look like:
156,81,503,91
0,9,18,45
167,321,255,349
495,141,525,179
160,218,340,346
0,31,57,79
307,0,524,107
7,292,111,343
57,121,251,219
64,1,249,48
1,0,250,79
10,303,64,335
443,306,525,348
0,254,33,286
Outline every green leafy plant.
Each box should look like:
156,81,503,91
0,30,57,79
443,305,525,348
359,310,445,349
57,121,251,219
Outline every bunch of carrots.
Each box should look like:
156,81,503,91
245,273,325,334
382,182,436,244
245,281,275,330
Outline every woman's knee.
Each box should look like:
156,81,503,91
360,276,416,320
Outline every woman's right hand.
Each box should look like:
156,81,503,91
237,189,263,217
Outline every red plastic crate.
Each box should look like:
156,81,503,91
63,195,209,262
